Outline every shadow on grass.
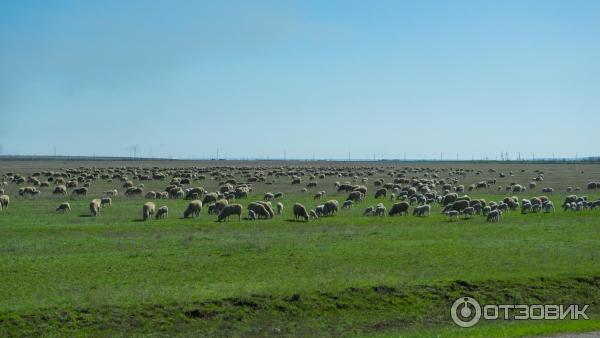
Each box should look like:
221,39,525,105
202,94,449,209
78,214,92,218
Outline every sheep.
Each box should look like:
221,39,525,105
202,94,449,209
315,204,325,217
0,195,9,210
208,199,229,215
447,210,459,221
248,202,271,219
482,206,491,216
255,201,275,218
521,202,532,214
101,197,112,207
183,200,203,218
390,193,396,201
218,204,243,221
155,206,169,219
543,201,555,213
124,187,143,197
374,204,386,216
145,191,157,199
388,202,409,216
248,209,257,220
342,200,353,209
104,189,118,197
374,188,387,199
486,209,502,222
56,202,71,213
589,200,600,210
53,185,67,195
202,192,219,205
323,200,339,216
412,204,431,217
462,207,475,219
363,206,375,216
293,203,309,221
346,191,364,203
442,200,470,213
314,191,324,200
142,202,156,221
72,187,88,197
309,209,318,219
264,192,274,201
276,202,284,215
274,192,284,199
89,199,101,217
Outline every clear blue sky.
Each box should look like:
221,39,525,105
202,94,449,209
1,0,599,159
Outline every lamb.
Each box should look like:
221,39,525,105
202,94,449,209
101,197,112,207
412,204,431,217
462,207,475,219
218,204,243,221
292,203,309,221
486,209,502,222
276,202,284,215
56,202,71,213
388,202,409,216
447,210,459,221
342,200,353,209
89,199,101,217
155,206,169,219
0,195,9,210
183,200,203,218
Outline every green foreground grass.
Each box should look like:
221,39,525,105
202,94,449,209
1,192,600,336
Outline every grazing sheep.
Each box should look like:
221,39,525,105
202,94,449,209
56,202,71,213
248,202,271,219
276,202,284,215
309,209,318,219
374,204,386,216
183,200,203,218
342,200,353,209
322,200,339,216
543,201,555,213
486,209,502,222
101,197,112,207
124,187,143,197
346,191,364,202
589,200,600,210
388,202,409,216
53,185,67,195
142,202,156,221
248,209,257,220
208,199,229,215
104,189,118,197
363,206,374,216
202,192,219,204
293,203,309,221
145,191,157,199
447,210,459,221
155,206,169,219
314,191,324,200
274,192,284,199
72,187,88,197
462,207,475,219
89,199,101,217
218,204,243,221
264,192,274,201
0,195,9,210
412,204,431,217
374,188,387,199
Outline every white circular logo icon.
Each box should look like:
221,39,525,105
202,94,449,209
451,297,481,327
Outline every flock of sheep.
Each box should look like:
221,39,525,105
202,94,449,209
1,165,599,224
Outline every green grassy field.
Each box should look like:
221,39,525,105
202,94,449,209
1,160,600,337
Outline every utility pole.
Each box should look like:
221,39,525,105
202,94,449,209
216,148,219,160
